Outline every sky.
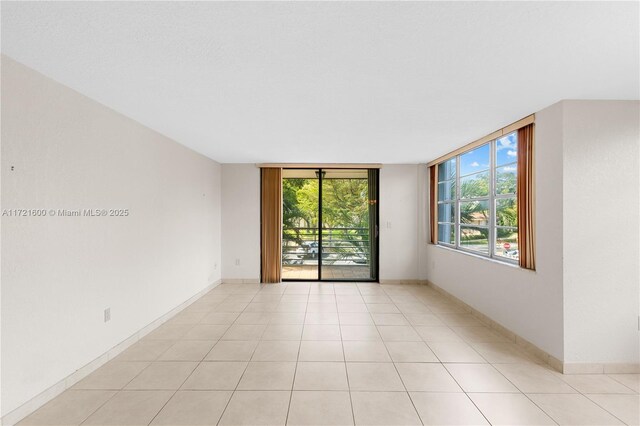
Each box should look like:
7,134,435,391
458,132,517,176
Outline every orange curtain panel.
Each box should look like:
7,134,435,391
260,167,283,283
429,165,437,244
517,124,536,270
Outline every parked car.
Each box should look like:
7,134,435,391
503,249,519,259
296,241,319,258
283,253,303,265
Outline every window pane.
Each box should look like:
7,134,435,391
438,223,455,245
438,202,455,223
460,172,489,199
496,164,517,195
496,132,518,166
460,144,490,176
496,197,518,227
460,226,489,254
438,158,456,182
438,181,456,201
460,200,489,226
495,227,518,260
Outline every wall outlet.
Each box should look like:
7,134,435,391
386,221,392,229
235,259,240,266
214,263,217,270
104,308,111,323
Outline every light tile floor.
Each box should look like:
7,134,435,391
18,282,640,426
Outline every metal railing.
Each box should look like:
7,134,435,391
283,226,370,266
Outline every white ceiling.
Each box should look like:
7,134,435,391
2,2,638,164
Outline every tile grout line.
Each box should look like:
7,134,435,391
82,289,237,425
77,330,187,426
216,283,269,426
606,375,639,394
27,283,639,426
408,286,535,426
581,393,633,425
342,283,357,426
375,286,424,425
149,289,239,426
284,284,310,425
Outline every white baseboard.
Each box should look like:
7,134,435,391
1,279,222,426
222,278,260,284
379,279,422,285
562,362,640,374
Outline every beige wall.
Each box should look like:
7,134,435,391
562,100,639,364
221,164,261,281
1,55,222,416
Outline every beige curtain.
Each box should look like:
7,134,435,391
517,124,536,270
260,168,282,283
429,165,438,244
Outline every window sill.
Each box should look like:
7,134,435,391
430,243,534,272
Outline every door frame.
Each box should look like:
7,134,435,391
281,167,379,282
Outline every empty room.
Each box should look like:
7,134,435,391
1,1,639,425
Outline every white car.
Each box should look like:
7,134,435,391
296,241,319,258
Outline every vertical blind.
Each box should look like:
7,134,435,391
517,124,535,270
429,165,437,245
260,168,282,283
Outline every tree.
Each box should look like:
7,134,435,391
282,178,309,245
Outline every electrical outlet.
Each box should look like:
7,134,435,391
214,263,217,270
235,259,240,266
104,308,111,323
386,221,392,229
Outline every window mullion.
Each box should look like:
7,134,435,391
456,154,460,249
490,140,495,259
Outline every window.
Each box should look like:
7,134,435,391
436,132,519,262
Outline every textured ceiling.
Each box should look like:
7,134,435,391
2,1,638,163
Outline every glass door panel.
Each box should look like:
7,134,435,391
320,169,377,281
282,168,378,281
281,169,319,280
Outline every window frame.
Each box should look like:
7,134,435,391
436,133,519,264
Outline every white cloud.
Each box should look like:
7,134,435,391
497,134,516,151
470,161,479,167
507,150,517,157
503,166,516,172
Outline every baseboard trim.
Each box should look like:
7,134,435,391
421,280,640,374
562,363,640,374
222,278,260,284
421,279,564,372
1,279,222,426
379,279,423,285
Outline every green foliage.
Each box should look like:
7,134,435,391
283,177,371,261
283,178,310,244
459,171,517,229
320,179,369,228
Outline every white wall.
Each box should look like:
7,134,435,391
1,56,222,416
379,165,420,281
221,164,261,281
424,101,566,360
562,100,639,364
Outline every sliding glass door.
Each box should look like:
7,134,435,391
282,168,378,281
